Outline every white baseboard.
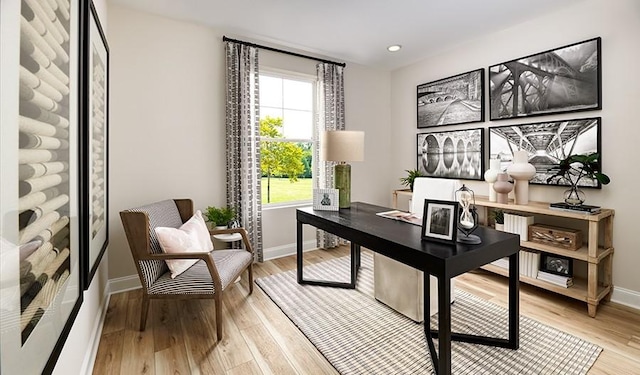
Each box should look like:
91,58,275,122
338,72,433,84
611,286,640,311
80,283,112,375
263,240,318,261
109,274,142,293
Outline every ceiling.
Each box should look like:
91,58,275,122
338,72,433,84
110,0,585,70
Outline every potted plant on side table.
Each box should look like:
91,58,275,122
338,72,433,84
205,206,236,229
489,209,504,231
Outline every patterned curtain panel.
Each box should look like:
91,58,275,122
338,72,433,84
314,63,346,249
224,42,263,262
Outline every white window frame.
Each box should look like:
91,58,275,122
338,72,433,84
259,68,317,209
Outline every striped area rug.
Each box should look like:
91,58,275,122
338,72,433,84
256,253,602,375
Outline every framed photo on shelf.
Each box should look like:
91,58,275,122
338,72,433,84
417,68,484,128
489,117,602,187
313,188,339,211
540,254,573,277
0,0,84,373
489,37,601,120
417,128,484,180
421,199,459,244
83,0,110,290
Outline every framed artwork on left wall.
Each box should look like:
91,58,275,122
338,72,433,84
82,0,109,290
0,0,84,373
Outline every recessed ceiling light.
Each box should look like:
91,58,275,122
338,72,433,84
387,45,402,52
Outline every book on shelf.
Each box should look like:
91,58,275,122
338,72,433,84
549,202,601,214
503,212,535,240
491,257,509,269
537,270,574,288
376,210,422,226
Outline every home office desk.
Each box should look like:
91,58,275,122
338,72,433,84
296,202,520,375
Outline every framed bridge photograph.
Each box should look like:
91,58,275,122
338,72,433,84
416,68,484,128
489,117,602,187
489,37,601,120
417,128,484,180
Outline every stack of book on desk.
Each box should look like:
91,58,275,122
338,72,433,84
549,202,601,214
537,270,574,288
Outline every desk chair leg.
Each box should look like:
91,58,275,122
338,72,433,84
140,295,150,331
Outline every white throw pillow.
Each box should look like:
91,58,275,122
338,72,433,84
155,210,214,278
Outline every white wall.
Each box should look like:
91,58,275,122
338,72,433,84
391,0,640,297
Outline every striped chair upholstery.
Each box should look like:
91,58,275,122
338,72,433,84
120,199,254,341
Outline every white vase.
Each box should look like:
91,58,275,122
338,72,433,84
484,158,501,202
507,151,536,205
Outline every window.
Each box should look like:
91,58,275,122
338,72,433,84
259,72,315,205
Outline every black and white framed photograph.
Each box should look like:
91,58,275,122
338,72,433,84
421,199,459,244
83,0,109,290
313,188,339,211
489,37,601,121
489,117,601,187
541,254,573,277
417,68,484,128
417,128,484,180
0,0,84,373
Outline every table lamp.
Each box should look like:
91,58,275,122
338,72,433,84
320,130,365,209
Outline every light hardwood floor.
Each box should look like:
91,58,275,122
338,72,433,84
93,247,640,374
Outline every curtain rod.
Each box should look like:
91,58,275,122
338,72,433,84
223,36,346,67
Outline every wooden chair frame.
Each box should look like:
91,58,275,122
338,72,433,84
120,199,253,340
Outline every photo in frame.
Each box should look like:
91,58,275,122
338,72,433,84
313,188,339,211
489,117,601,187
489,37,601,120
540,253,573,277
83,0,109,289
0,0,83,373
417,68,484,128
421,199,459,244
417,128,484,180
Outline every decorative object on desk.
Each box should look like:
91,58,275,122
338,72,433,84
493,172,513,204
399,169,424,191
540,253,573,277
320,130,365,209
421,199,459,244
416,128,484,180
416,68,484,128
204,205,236,228
489,117,601,187
489,209,505,231
529,224,582,251
489,37,601,120
313,188,339,211
455,185,481,244
547,152,610,206
484,158,502,202
507,150,536,205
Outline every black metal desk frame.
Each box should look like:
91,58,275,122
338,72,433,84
296,202,520,375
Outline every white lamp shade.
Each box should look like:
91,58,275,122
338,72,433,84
320,130,365,162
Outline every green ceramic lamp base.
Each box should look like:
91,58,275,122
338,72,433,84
334,163,351,209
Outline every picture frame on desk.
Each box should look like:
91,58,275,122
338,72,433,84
540,253,573,277
313,188,339,211
421,199,459,244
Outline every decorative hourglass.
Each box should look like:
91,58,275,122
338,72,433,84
456,184,482,244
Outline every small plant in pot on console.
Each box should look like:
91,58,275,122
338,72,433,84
546,153,610,205
205,206,236,229
489,209,504,231
399,169,424,191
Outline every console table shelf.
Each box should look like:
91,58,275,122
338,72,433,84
390,189,614,317
474,196,614,318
